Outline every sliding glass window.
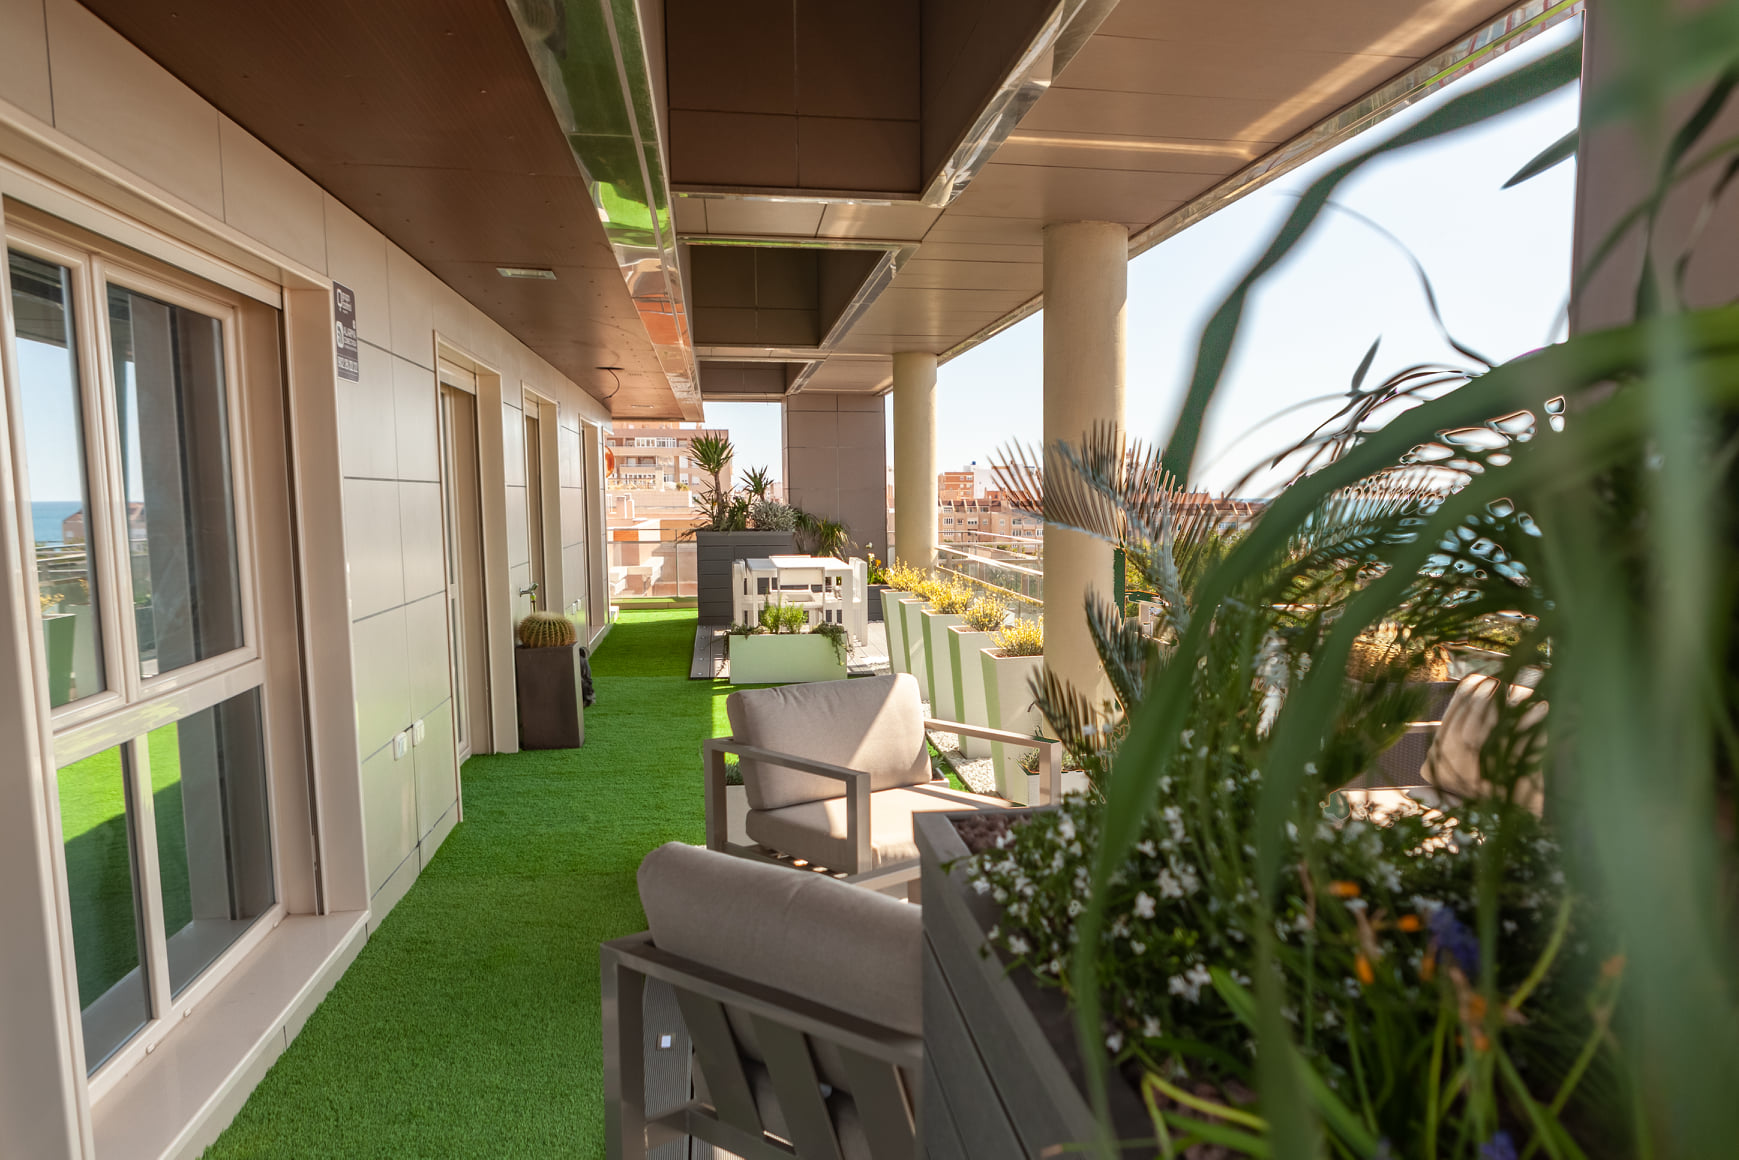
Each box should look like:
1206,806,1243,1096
3,224,278,1081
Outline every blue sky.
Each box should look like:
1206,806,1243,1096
707,17,1583,498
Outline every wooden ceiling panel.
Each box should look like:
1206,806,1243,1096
1057,35,1412,103
950,162,1202,223
892,259,1043,293
76,0,681,415
1094,0,1519,57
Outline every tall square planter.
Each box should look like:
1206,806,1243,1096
915,812,1150,1158
921,610,965,721
947,626,997,758
514,644,586,749
728,633,847,685
879,588,910,676
898,597,933,700
981,649,1045,803
695,530,798,624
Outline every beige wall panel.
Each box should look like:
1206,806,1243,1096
391,355,440,483
398,481,446,603
672,196,707,233
335,342,398,480
403,593,451,723
386,242,435,369
43,0,224,217
504,483,530,570
560,487,586,546
557,421,582,487
430,280,476,353
699,198,825,238
218,116,326,273
341,477,406,618
359,745,414,895
785,406,839,447
501,400,527,480
0,0,52,122
350,606,411,761
323,195,391,347
412,700,456,842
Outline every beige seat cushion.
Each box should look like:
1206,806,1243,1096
1424,675,1547,814
728,673,931,810
745,783,1007,871
637,842,921,1035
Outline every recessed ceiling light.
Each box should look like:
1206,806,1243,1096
497,266,556,280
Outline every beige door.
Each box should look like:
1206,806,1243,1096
437,372,488,761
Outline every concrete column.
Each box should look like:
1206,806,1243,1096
1043,222,1127,699
891,352,939,570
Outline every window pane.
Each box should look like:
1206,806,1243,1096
56,744,150,1072
146,687,274,997
108,285,242,678
8,250,105,707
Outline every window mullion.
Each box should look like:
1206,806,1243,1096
85,257,142,704
125,734,172,1021
72,254,129,710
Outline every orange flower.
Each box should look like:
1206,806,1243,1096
1329,880,1361,899
1397,914,1422,933
1355,954,1375,985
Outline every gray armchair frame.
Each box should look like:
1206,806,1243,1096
704,718,1062,890
603,931,922,1160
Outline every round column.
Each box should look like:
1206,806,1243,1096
1043,222,1127,700
891,351,939,570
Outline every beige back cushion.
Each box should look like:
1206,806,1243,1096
1424,674,1547,814
637,842,922,1036
728,673,932,810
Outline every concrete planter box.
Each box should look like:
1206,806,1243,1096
921,610,965,721
915,812,1150,1158
867,583,889,622
947,626,997,758
513,643,586,750
695,530,798,624
981,649,1045,803
898,598,933,699
880,588,911,675
728,632,846,685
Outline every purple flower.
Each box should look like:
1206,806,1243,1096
1480,1131,1517,1160
1428,906,1480,974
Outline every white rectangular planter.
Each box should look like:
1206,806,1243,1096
879,588,909,676
728,633,847,685
898,598,932,700
947,626,996,758
921,610,964,721
981,649,1045,804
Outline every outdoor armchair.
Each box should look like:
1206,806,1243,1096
1361,673,1547,814
705,673,1062,892
604,842,922,1160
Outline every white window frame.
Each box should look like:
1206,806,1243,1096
3,218,285,1099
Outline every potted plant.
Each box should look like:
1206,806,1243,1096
920,581,974,722
899,576,942,701
980,616,1046,802
863,545,890,623
688,437,798,624
879,561,924,676
947,594,1008,758
727,603,848,685
513,611,586,749
39,591,75,706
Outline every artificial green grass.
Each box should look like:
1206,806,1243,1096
204,610,724,1158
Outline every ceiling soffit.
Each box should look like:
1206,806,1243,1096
76,0,697,419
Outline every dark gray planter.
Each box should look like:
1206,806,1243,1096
513,643,586,750
916,811,1150,1159
867,583,889,622
694,530,798,624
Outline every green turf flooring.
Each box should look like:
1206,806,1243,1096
204,609,731,1158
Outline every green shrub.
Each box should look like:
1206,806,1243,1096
758,603,807,634
993,617,1043,657
962,594,1009,632
931,582,975,615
